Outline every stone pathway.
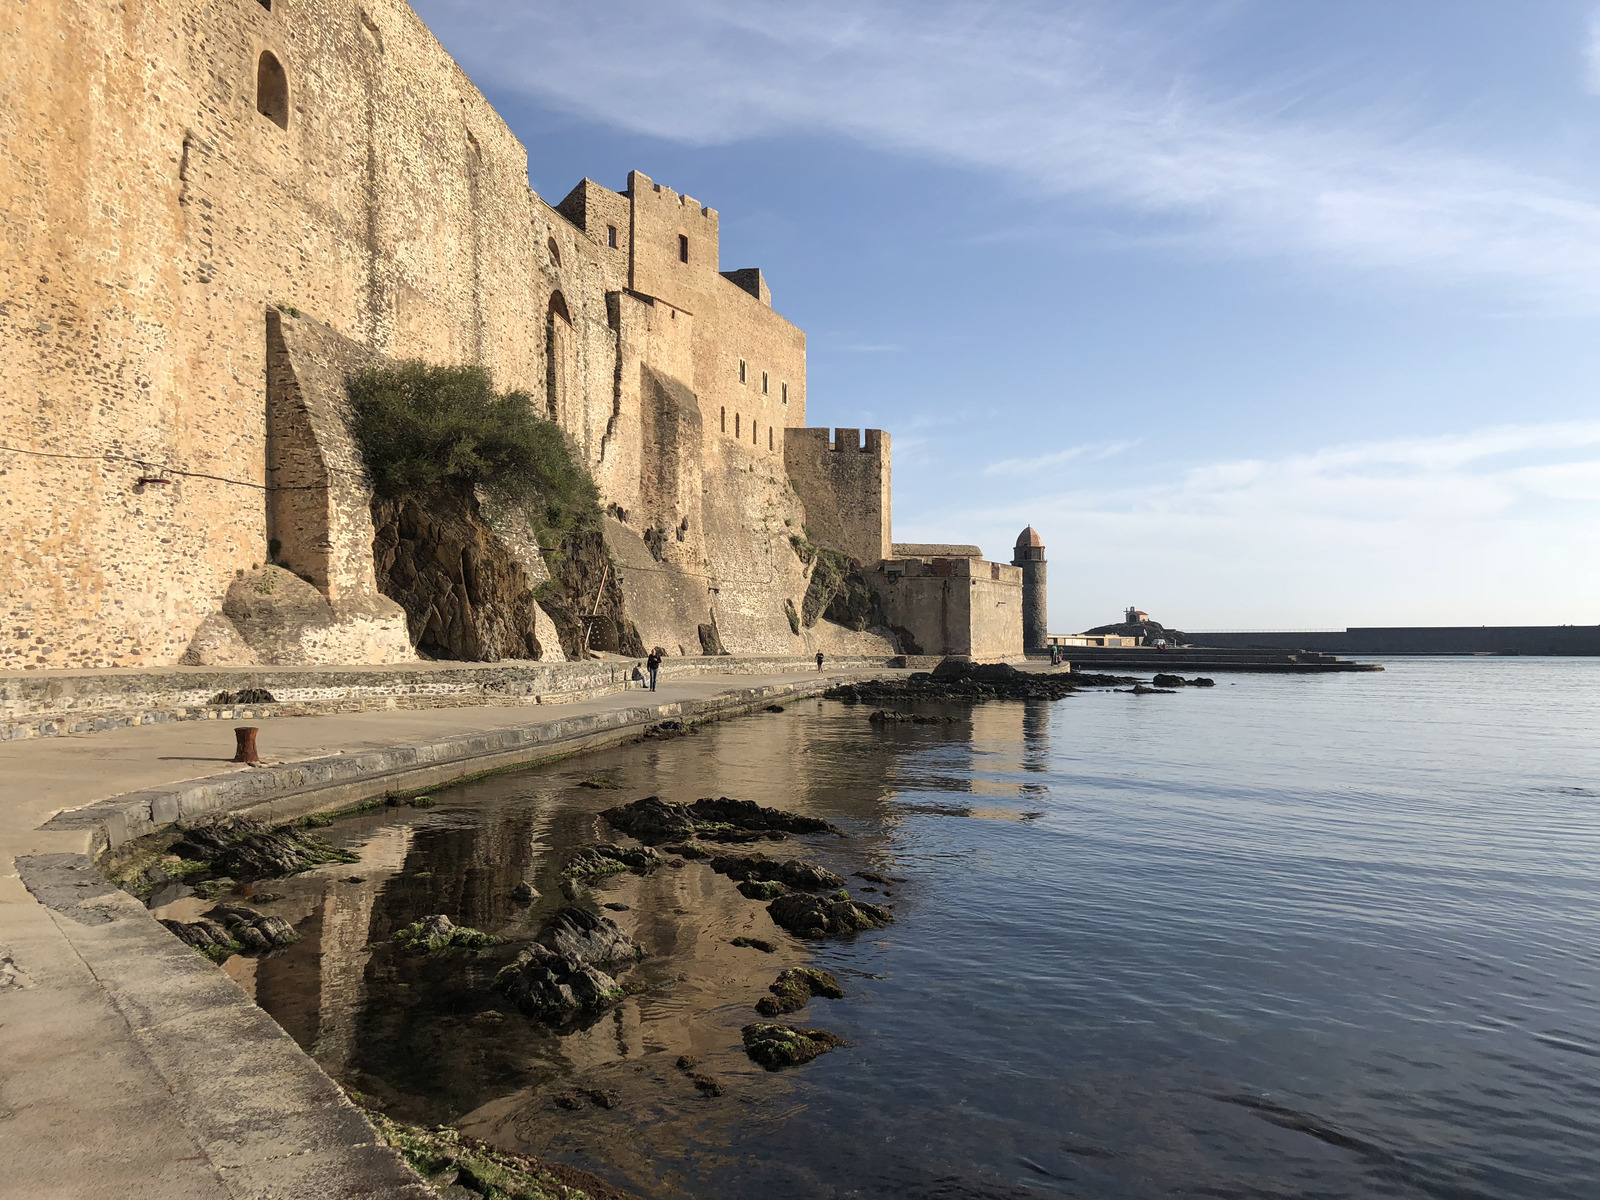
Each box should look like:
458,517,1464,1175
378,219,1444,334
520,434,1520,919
0,667,863,1199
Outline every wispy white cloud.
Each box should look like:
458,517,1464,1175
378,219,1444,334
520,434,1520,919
901,420,1600,628
984,440,1137,476
417,0,1600,305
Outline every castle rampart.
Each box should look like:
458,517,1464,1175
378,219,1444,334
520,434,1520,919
783,429,893,567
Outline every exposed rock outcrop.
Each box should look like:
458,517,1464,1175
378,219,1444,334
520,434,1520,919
741,1022,846,1070
766,892,894,938
169,820,358,883
602,796,839,845
494,907,643,1024
162,903,300,961
394,914,494,954
755,966,844,1017
372,486,552,662
709,853,844,892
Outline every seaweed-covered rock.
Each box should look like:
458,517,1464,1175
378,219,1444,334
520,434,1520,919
731,936,777,953
741,1022,846,1070
602,796,839,845
394,914,494,955
826,659,1136,706
562,844,663,880
737,880,790,901
169,819,358,882
756,967,844,1017
767,892,894,938
495,907,643,1023
710,853,844,892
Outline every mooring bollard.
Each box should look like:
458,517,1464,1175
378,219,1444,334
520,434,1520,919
232,726,261,765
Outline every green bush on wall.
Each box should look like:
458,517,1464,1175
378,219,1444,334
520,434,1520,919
346,362,599,548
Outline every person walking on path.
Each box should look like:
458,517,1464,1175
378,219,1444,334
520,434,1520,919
816,651,825,671
647,648,662,692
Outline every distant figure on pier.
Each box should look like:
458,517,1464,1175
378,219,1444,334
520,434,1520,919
647,648,663,691
816,651,825,671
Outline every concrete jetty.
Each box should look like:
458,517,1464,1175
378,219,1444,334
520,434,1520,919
0,660,885,1199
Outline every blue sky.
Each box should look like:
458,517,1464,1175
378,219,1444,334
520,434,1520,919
413,0,1600,633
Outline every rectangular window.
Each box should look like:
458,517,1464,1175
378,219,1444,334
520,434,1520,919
781,381,788,405
738,359,746,384
607,224,617,249
761,371,769,395
735,414,741,437
679,234,689,263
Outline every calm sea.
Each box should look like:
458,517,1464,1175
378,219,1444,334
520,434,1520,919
201,659,1600,1199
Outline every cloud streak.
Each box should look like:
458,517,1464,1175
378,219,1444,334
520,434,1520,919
984,440,1137,476
904,420,1600,628
417,0,1600,305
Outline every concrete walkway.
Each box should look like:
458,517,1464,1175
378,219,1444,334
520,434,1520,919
0,667,859,1199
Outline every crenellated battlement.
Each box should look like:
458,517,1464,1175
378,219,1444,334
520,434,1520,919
783,428,892,566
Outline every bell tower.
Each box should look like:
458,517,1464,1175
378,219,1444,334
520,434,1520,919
1012,526,1048,654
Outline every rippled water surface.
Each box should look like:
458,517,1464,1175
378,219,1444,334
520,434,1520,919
209,660,1600,1198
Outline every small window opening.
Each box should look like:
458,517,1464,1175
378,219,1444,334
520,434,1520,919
679,234,689,263
768,427,774,451
607,224,618,249
753,422,758,445
256,51,289,130
735,413,741,438
257,0,271,10
781,381,788,405
547,237,561,268
720,406,726,433
549,290,571,323
738,358,746,384
762,371,769,395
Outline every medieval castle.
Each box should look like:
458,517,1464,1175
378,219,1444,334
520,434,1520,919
1,0,1046,671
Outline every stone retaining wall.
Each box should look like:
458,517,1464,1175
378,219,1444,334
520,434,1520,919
0,655,891,741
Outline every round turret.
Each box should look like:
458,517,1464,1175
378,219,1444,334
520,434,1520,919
1011,526,1048,653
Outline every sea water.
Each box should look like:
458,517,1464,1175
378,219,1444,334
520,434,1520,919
215,659,1600,1199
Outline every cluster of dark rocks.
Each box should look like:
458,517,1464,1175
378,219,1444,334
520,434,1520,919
161,902,299,961
561,844,663,880
829,658,1135,706
868,710,955,725
709,852,844,893
755,967,843,1017
767,892,893,938
741,1023,847,1071
209,688,276,705
394,913,495,955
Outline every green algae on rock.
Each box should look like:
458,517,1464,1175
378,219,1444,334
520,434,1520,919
601,796,838,845
766,891,894,938
709,852,844,892
741,1022,847,1070
561,844,662,880
756,966,845,1017
394,913,496,955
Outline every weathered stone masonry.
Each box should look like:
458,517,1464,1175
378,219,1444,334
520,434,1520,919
2,0,1036,669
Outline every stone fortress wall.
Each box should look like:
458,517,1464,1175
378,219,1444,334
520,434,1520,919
1,0,1034,670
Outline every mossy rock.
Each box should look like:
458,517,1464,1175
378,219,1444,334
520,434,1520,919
394,914,495,955
755,967,844,1017
741,1022,846,1070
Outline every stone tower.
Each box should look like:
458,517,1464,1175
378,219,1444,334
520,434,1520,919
1013,526,1048,654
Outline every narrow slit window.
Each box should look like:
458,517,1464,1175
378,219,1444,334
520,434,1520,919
256,52,289,129
781,382,788,405
735,414,741,438
607,224,618,249
738,358,746,384
761,371,769,395
768,427,774,451
720,406,726,433
679,234,689,263
753,422,758,445
547,237,561,267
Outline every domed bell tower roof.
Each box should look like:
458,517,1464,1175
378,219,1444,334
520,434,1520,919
1015,526,1043,549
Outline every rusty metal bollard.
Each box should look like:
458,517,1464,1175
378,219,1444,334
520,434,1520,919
232,726,261,765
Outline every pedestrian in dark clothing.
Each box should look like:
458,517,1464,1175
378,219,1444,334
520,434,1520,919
646,649,662,691
816,651,825,671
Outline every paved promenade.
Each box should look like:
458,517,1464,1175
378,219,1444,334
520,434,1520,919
0,667,858,1199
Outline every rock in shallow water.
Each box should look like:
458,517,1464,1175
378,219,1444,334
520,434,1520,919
741,1022,847,1070
766,892,893,938
160,902,300,961
602,796,838,845
756,967,844,1016
710,852,844,892
169,819,358,882
394,913,494,955
495,907,643,1023
562,843,663,880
